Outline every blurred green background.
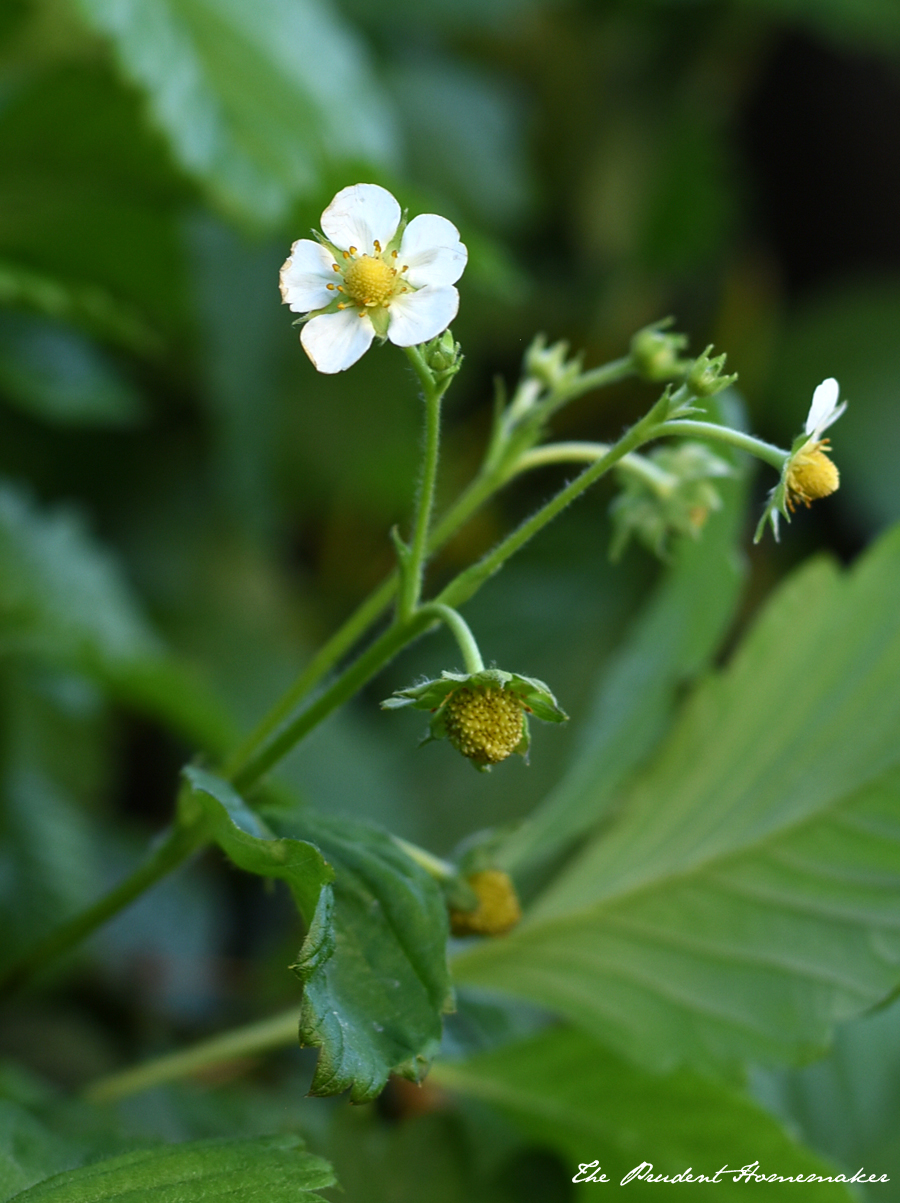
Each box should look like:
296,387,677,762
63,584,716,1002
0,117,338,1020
2,0,900,1198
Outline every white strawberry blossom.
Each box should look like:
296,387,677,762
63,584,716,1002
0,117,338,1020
755,377,846,542
279,183,467,374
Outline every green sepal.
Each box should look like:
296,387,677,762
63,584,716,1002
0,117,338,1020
384,212,407,256
755,430,819,542
686,344,739,398
382,668,566,723
754,468,791,544
291,295,344,326
630,318,690,382
368,304,390,339
311,230,342,260
382,667,566,771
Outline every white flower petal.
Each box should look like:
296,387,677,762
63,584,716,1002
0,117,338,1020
805,377,843,437
279,239,337,312
301,309,375,374
387,285,459,347
398,213,468,288
320,184,401,255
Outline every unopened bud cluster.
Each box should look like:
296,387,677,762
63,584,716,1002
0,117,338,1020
423,329,462,377
686,346,738,398
630,321,689,382
524,335,582,391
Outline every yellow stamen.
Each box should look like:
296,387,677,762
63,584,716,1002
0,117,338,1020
785,439,840,511
342,255,396,308
373,239,382,253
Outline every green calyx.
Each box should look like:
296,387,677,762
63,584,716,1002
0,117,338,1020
381,668,568,772
630,319,690,382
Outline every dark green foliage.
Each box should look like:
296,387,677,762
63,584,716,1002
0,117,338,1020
280,811,453,1102
2,0,900,1198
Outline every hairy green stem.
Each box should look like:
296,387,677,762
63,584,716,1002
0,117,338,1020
0,821,205,998
222,575,396,779
399,346,446,619
418,602,485,673
549,355,635,410
391,835,457,882
5,359,668,982
437,400,671,611
84,1009,303,1103
224,354,635,783
231,609,437,792
516,441,678,492
660,419,789,471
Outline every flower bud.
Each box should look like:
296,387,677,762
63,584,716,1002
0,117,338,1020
423,329,461,376
630,321,689,382
686,346,738,398
449,869,522,936
524,335,582,391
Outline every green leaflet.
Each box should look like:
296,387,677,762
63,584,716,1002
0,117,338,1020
8,1134,335,1203
454,523,900,1072
436,1026,855,1200
183,771,452,1102
182,767,330,921
274,810,453,1103
70,0,396,228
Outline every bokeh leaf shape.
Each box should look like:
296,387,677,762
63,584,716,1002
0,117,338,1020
756,998,900,1187
274,810,453,1103
0,483,235,755
454,523,900,1072
7,1134,335,1203
71,0,397,227
0,314,144,427
0,67,190,339
436,1026,855,1200
0,1101,80,1203
0,259,157,355
0,483,160,668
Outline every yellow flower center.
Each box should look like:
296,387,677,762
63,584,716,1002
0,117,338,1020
785,439,840,511
443,686,524,766
342,254,396,307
